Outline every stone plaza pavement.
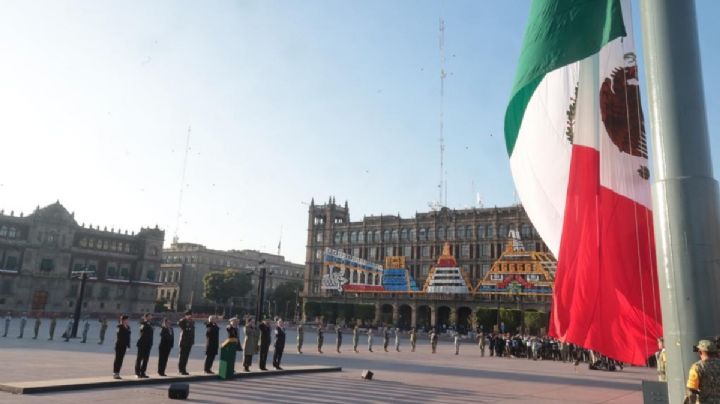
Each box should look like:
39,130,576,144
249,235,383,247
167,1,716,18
0,318,656,403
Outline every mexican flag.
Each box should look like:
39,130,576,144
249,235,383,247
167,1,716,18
504,0,662,365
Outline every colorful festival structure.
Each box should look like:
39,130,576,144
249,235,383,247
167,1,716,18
321,233,555,298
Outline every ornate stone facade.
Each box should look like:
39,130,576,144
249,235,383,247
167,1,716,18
0,202,164,315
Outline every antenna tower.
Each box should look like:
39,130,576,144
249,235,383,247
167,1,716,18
173,126,191,243
438,17,447,208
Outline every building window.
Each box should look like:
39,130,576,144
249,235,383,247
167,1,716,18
403,245,411,257
369,248,377,260
4,256,18,271
8,227,17,238
40,258,54,272
342,232,348,243
350,232,357,243
409,228,416,241
461,244,470,258
120,267,129,280
116,287,126,298
1,280,12,294
521,224,532,238
437,227,445,241
400,229,407,241
358,232,365,243
146,269,156,282
481,244,491,257
448,226,455,240
419,228,426,241
375,231,381,243
391,230,398,241
316,249,323,260
334,232,341,244
421,246,430,258
486,225,494,239
385,247,392,257
100,287,110,299
428,228,435,241
107,265,117,278
498,224,507,239
457,226,465,240
0,226,6,237
316,233,323,243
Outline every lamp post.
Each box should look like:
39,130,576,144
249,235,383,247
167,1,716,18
70,266,95,338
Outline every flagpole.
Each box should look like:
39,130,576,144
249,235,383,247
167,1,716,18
640,0,720,401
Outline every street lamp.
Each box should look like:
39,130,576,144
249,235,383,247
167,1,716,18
254,259,267,321
70,266,96,338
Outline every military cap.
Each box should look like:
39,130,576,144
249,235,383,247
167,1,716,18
695,339,718,353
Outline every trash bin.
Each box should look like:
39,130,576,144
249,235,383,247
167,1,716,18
219,338,238,379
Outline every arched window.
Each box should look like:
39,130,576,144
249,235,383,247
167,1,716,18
342,232,348,243
428,228,435,241
465,225,472,239
400,229,408,241
0,226,7,237
358,231,365,243
391,229,399,241
374,230,381,243
334,232,342,244
457,226,466,239
350,232,357,243
367,231,373,243
419,228,426,241
409,228,417,241
383,230,390,242
521,224,532,238
486,225,494,239
437,227,445,241
447,226,455,240
498,224,507,239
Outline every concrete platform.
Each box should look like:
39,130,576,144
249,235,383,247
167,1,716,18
0,365,342,395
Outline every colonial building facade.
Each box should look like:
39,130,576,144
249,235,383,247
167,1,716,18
302,197,552,330
0,202,164,315
159,242,304,312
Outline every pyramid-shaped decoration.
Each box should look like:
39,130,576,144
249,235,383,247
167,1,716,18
423,243,471,294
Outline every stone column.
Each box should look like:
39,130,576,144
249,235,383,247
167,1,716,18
430,304,437,328
450,307,457,327
410,304,417,329
392,304,399,326
374,302,382,325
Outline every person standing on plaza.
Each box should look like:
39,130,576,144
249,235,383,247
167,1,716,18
367,326,374,352
352,325,359,353
227,317,241,352
430,328,438,354
81,318,90,343
258,319,271,370
335,325,342,354
98,317,108,344
177,310,195,375
272,319,286,370
478,331,486,357
394,328,401,352
410,327,417,352
63,316,73,342
296,323,304,354
2,312,10,337
656,337,667,382
17,313,27,338
454,331,460,355
686,339,720,403
157,318,174,376
316,322,324,354
135,313,153,378
383,326,390,352
204,315,219,374
113,315,131,380
242,318,258,372
32,315,41,339
48,316,56,340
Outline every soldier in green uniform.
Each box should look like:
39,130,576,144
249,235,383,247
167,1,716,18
32,315,41,339
317,323,324,354
352,325,359,353
656,337,667,382
242,318,258,372
430,328,438,354
98,317,108,344
410,327,417,352
297,323,304,354
478,331,487,357
48,316,56,340
686,339,720,403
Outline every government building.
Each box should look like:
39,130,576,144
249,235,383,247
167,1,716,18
0,202,164,315
302,197,554,332
159,242,304,313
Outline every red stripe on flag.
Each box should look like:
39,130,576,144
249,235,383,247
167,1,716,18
549,145,662,365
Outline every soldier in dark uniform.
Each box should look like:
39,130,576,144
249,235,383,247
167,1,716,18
317,323,324,354
98,317,108,344
242,318,258,372
135,313,153,378
258,319,271,370
204,315,219,374
272,319,286,370
352,325,359,353
113,315,131,379
178,310,195,375
157,318,174,376
686,339,720,403
383,327,390,352
336,325,343,354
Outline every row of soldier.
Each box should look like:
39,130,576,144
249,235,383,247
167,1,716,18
3,312,111,343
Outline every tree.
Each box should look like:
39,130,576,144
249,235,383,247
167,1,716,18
267,281,302,320
203,269,253,315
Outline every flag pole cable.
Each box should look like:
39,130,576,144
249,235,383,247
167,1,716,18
640,0,720,401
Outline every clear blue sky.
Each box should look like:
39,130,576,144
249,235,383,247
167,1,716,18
1,0,718,264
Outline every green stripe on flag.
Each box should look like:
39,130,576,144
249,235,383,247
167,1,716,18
504,0,626,155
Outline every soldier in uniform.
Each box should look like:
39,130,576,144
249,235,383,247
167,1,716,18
383,327,390,352
135,313,153,378
98,317,108,344
113,315,131,379
242,318,258,372
17,313,27,338
367,326,374,352
63,317,73,342
317,323,324,354
2,312,10,337
686,339,720,403
81,318,90,343
296,323,304,354
656,337,667,382
258,319,271,370
48,316,56,340
478,331,486,357
352,325,359,353
204,315,219,374
32,315,41,339
273,319,286,370
157,318,174,376
177,310,195,375
454,331,461,355
430,328,438,354
394,328,401,352
336,325,342,353
410,327,417,352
